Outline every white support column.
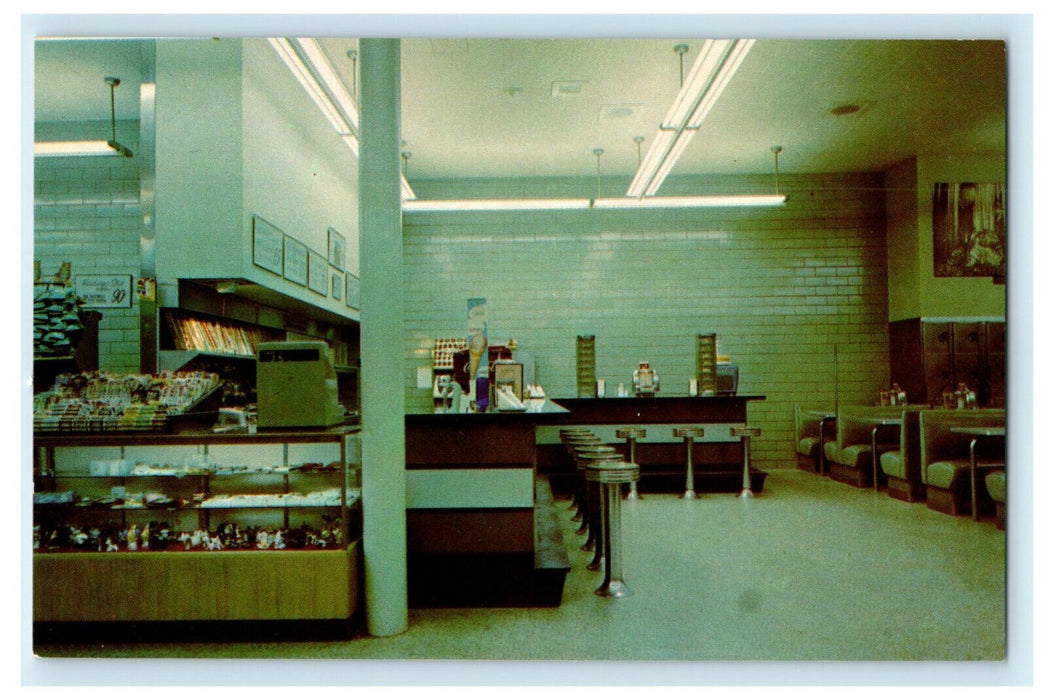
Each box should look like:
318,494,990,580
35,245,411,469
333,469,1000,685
358,38,408,637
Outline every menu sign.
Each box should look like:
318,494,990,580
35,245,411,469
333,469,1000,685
76,275,133,308
252,216,284,275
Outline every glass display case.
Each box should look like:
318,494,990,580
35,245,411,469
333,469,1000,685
32,428,362,625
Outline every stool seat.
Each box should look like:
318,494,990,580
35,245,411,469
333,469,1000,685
673,427,705,439
615,428,647,440
586,461,640,484
731,427,762,438
575,446,620,462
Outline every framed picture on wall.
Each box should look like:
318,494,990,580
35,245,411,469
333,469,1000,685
330,268,344,301
251,216,284,275
932,182,1006,278
283,236,308,287
345,273,360,310
327,227,345,271
308,250,328,296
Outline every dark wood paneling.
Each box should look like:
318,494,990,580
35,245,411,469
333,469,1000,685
406,509,534,554
890,318,1005,408
405,421,535,467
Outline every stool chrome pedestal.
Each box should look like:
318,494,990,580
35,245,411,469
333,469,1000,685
575,445,622,566
563,433,601,525
673,427,706,499
730,426,762,499
586,460,640,598
577,447,615,560
615,428,647,500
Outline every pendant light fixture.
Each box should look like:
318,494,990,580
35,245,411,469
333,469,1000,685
627,39,754,199
269,38,416,200
403,38,783,213
35,76,133,158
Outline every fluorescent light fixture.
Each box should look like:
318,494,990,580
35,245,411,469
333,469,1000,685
594,194,784,209
403,198,593,213
270,37,415,200
401,176,417,201
34,140,126,157
35,76,134,159
402,194,785,213
627,39,755,199
269,38,357,142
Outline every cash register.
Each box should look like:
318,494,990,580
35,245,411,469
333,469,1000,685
255,341,344,428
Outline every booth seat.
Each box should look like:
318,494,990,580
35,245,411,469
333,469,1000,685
878,408,929,502
919,409,1005,517
823,405,908,488
984,470,1006,530
793,405,835,474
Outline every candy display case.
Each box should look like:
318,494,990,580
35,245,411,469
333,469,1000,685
32,427,362,626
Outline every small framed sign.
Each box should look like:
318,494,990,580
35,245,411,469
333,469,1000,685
327,227,346,271
283,236,308,287
252,216,284,275
308,250,328,296
76,274,133,308
345,273,360,309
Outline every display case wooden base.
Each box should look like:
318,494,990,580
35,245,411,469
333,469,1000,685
34,546,359,623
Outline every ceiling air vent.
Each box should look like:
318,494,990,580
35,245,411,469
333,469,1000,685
599,104,643,120
551,80,587,97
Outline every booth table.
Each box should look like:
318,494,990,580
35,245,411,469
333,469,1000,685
950,425,1006,522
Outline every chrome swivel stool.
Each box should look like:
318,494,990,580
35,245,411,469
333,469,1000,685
562,432,602,522
730,426,762,498
615,428,647,500
672,427,706,499
575,445,623,566
586,460,641,598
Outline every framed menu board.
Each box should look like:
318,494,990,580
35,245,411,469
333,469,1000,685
330,269,344,301
283,236,308,287
308,250,328,296
252,216,284,275
345,273,360,309
327,227,346,270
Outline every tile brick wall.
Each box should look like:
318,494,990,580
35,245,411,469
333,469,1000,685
402,173,891,471
34,156,142,373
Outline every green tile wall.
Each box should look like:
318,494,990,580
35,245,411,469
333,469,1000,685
34,154,142,373
402,172,890,471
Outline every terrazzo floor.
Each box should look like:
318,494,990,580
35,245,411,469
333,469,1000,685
28,469,1016,685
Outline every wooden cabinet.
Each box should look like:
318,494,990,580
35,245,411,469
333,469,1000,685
33,428,362,626
889,318,1005,407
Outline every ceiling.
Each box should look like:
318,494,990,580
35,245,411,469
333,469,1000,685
33,37,1007,185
